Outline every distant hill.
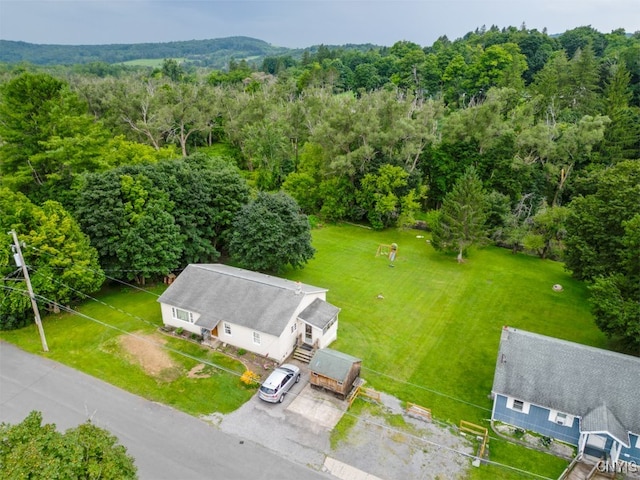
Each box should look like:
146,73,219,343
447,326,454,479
0,36,296,69
0,37,381,69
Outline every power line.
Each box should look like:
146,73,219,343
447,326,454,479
24,244,163,298
28,267,158,329
0,284,550,479
25,243,492,414
361,366,493,412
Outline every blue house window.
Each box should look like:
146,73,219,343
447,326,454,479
547,409,574,426
506,397,530,414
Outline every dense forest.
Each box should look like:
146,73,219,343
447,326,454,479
1,25,638,352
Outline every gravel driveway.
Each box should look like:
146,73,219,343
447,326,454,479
208,364,475,480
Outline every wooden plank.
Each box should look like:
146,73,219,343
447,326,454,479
406,402,432,422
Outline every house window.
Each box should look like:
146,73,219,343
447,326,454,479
547,410,573,426
291,323,297,334
172,307,193,323
506,397,530,414
323,317,337,334
223,322,231,335
253,332,261,345
636,435,640,449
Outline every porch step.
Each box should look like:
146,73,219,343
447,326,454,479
292,346,315,363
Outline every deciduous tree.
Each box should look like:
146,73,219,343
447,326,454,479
228,192,315,273
0,189,104,329
0,411,137,479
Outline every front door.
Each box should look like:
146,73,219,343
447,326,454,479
305,324,313,344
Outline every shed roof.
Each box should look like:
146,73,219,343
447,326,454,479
298,298,340,330
157,264,331,337
492,327,640,445
309,348,361,382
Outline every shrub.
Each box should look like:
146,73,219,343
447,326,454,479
237,348,247,356
240,370,260,386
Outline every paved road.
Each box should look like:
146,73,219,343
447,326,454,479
0,341,331,480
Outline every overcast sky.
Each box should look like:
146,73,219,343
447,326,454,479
0,0,638,48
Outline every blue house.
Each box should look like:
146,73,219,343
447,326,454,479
491,327,640,467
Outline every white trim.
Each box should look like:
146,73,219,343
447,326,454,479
635,435,640,449
172,307,194,323
506,397,531,414
547,409,574,427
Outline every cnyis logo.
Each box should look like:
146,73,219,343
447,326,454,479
596,460,638,474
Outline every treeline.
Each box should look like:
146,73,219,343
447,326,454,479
0,25,638,351
0,36,293,69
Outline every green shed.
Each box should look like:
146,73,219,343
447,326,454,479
308,348,362,399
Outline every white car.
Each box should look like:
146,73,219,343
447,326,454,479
258,364,301,403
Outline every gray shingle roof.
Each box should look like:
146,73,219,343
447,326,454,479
157,264,330,337
492,327,640,445
582,405,628,445
309,348,361,382
298,298,340,329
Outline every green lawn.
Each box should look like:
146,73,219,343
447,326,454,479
286,224,606,479
0,284,254,416
119,57,186,67
288,225,606,423
1,224,609,479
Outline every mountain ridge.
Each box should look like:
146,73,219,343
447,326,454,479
0,36,381,69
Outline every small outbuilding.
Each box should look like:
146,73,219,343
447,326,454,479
309,348,361,399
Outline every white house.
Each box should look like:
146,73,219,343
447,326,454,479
157,264,340,363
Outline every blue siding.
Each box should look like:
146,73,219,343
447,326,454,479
493,394,581,445
620,433,640,465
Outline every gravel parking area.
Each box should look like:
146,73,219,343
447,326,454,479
208,364,475,480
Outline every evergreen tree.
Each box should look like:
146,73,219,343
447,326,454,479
431,166,488,263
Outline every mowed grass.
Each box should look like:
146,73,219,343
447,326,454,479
284,224,606,479
119,57,186,67
0,284,253,416
2,224,608,479
289,224,606,423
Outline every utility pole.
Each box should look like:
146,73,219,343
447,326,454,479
9,230,49,352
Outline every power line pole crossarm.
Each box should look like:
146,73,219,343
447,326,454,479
8,230,49,352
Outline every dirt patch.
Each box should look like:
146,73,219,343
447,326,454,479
187,363,212,379
119,332,181,381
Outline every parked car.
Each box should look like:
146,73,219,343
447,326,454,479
258,364,301,403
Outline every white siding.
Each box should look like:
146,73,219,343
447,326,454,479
317,318,338,349
217,321,282,361
160,303,201,335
